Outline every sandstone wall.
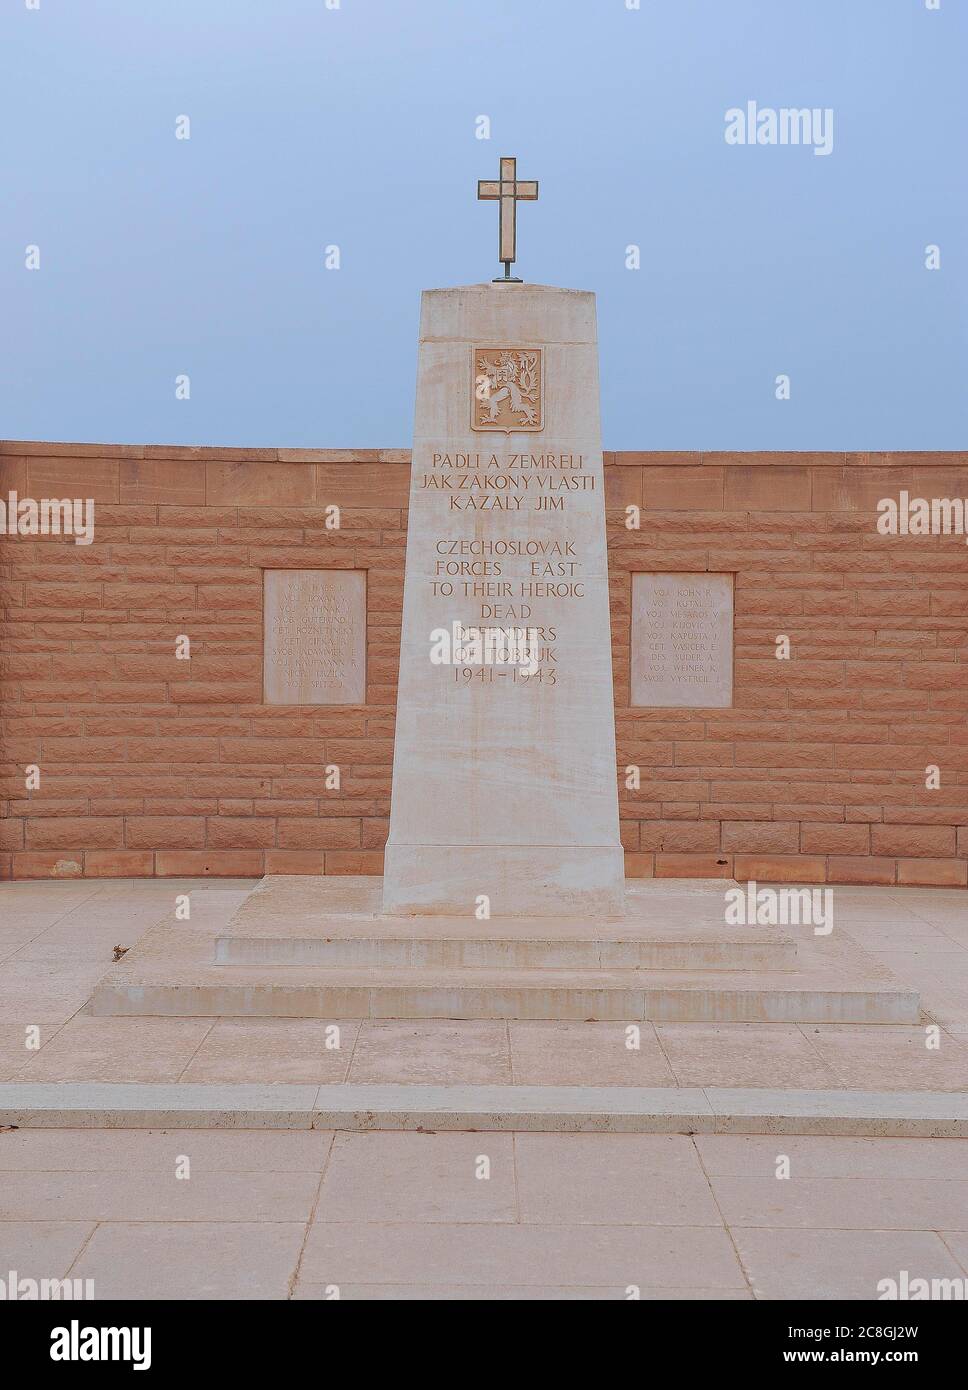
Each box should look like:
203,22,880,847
1,442,965,886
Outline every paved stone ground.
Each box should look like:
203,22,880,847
1,1128,967,1299
1,878,966,1087
1,878,966,1300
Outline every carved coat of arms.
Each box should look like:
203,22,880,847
472,347,543,432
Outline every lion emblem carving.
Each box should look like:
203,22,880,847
473,347,543,432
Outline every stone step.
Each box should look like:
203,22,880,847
2,1082,965,1137
89,967,920,1023
213,874,798,972
215,923,797,972
86,878,919,1025
89,921,918,1024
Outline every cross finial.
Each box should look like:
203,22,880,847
477,156,538,283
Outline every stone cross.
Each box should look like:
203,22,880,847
477,156,538,281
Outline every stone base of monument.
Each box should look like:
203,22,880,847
381,845,627,919
88,876,919,1024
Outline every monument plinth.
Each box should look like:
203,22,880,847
382,283,625,917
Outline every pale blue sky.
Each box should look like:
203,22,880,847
1,0,965,449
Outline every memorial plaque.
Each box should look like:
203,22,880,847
631,572,733,708
263,569,366,705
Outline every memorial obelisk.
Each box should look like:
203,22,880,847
383,158,625,917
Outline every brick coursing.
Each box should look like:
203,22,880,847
1,443,966,886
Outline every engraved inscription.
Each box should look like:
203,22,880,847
263,569,366,705
631,572,733,708
413,449,597,694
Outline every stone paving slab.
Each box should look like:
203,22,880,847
732,1228,967,1302
297,1221,749,1291
3,1128,968,1300
0,1128,334,1171
695,1132,968,1178
0,1169,320,1223
68,1222,308,1300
